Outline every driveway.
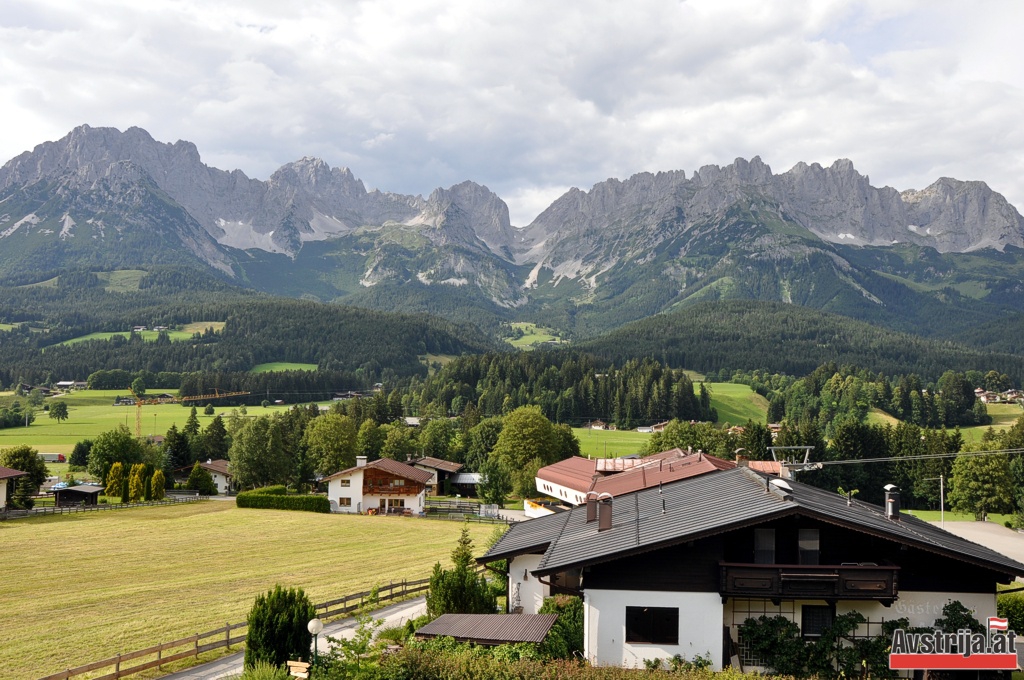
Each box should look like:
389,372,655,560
159,596,427,679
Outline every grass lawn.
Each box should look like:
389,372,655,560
907,509,1015,526
0,391,308,454
704,382,769,426
865,408,900,426
960,403,1024,445
573,427,651,457
249,362,319,373
182,321,226,334
0,503,494,679
506,322,566,350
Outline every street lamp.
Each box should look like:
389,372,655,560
307,617,324,668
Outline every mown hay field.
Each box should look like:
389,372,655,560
1,502,493,679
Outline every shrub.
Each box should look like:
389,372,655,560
236,491,330,513
538,595,584,659
245,485,289,496
244,585,316,669
151,470,166,501
998,592,1024,634
105,462,124,497
120,478,130,504
238,661,290,680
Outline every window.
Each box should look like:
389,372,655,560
801,605,833,637
391,479,405,487
625,606,679,645
798,528,820,565
754,528,775,564
338,498,351,507
339,479,351,487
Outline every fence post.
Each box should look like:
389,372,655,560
157,645,162,670
114,652,121,679
195,634,199,658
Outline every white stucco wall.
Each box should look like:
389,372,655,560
585,590,724,669
1,480,8,509
509,554,549,613
327,470,364,513
535,477,587,505
363,490,425,514
210,472,231,494
840,591,998,630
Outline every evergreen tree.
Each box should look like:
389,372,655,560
426,528,497,618
105,461,125,498
244,585,316,669
151,469,166,500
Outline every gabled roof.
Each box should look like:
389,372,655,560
53,483,105,496
173,460,231,476
483,467,1024,580
410,457,464,474
416,613,558,645
536,449,735,498
323,458,433,484
0,465,27,480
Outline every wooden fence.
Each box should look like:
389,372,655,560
36,574,439,680
1,496,206,521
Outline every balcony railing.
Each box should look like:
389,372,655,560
719,562,899,601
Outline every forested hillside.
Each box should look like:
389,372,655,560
0,270,499,388
581,300,1024,383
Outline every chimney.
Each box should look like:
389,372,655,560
884,484,900,521
356,456,367,468
598,494,613,531
735,455,749,467
585,492,599,523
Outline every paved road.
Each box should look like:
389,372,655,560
930,519,1024,567
160,596,427,679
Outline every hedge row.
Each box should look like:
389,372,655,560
236,493,331,513
240,485,289,496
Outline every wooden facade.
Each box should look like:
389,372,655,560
361,467,426,497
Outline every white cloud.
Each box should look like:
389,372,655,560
1,0,1023,225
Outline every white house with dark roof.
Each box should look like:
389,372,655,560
481,467,1024,671
1,465,28,510
173,459,234,494
409,456,463,496
323,456,432,514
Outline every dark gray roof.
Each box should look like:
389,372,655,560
54,484,105,496
480,467,1024,579
416,613,558,645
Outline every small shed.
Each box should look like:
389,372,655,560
415,613,558,646
53,484,105,507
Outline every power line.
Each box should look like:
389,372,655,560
814,448,1024,466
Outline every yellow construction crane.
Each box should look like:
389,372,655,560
128,388,251,438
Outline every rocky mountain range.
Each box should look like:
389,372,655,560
3,125,1024,337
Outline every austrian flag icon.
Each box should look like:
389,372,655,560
989,617,1010,632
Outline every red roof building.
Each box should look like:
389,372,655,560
535,448,735,506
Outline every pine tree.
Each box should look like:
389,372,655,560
244,585,315,669
129,463,144,503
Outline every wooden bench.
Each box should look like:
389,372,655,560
287,660,311,678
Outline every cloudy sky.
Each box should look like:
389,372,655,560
3,0,1023,226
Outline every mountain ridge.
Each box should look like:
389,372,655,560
4,124,1024,341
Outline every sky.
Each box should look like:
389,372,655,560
3,0,1024,226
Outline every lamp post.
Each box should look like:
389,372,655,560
308,617,324,668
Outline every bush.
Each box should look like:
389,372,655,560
236,491,331,513
426,528,497,618
244,585,316,669
244,485,289,496
238,661,290,680
998,592,1024,634
538,595,584,659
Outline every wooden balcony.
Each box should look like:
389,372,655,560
719,562,899,601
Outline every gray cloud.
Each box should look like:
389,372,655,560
2,0,1023,226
